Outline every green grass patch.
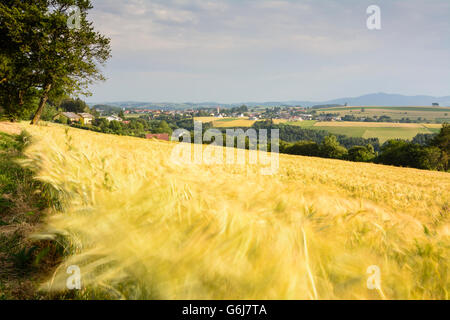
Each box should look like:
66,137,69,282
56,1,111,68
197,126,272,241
285,120,317,128
0,130,64,299
289,124,435,143
214,118,241,122
318,106,450,112
313,126,368,138
362,127,432,143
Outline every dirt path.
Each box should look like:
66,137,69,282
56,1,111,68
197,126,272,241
0,122,22,135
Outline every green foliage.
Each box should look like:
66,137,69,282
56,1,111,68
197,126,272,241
11,246,38,269
0,0,111,122
347,145,376,162
40,103,59,121
60,98,89,113
319,135,348,159
430,123,450,170
282,141,321,157
154,120,173,135
376,140,445,171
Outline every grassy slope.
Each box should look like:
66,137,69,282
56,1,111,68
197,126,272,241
6,122,450,299
0,131,64,299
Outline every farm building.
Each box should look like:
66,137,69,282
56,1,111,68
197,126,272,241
78,113,95,125
53,112,81,124
145,133,170,141
104,115,123,122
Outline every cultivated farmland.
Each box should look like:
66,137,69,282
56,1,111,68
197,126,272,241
315,106,450,122
8,122,449,299
287,121,442,143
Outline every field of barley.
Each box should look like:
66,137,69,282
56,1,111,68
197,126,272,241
10,122,450,299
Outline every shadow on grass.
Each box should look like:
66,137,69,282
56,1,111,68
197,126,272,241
0,130,66,300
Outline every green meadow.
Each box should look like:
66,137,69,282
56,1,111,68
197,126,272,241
285,121,439,143
315,106,450,122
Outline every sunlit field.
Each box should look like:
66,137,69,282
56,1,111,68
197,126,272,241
314,122,442,128
315,106,450,122
194,117,287,127
14,123,450,299
194,117,256,127
286,121,441,143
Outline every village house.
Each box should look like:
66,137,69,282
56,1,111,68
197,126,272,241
299,114,313,120
78,113,95,125
104,115,123,122
53,112,81,124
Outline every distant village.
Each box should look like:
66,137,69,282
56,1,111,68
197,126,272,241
104,106,333,122
51,105,335,142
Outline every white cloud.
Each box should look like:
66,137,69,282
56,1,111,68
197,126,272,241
87,0,450,102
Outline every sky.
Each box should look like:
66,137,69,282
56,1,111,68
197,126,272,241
86,0,450,103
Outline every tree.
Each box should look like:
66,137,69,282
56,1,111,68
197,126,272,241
0,0,111,124
283,141,320,157
154,120,173,135
376,139,444,170
416,146,444,171
412,133,436,146
60,98,88,113
348,145,376,162
320,135,348,159
431,123,450,170
0,27,39,121
109,120,123,133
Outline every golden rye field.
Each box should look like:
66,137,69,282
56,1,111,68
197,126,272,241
10,123,450,299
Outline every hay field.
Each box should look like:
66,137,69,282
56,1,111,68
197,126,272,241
213,119,256,127
9,122,450,299
193,117,255,127
193,117,221,123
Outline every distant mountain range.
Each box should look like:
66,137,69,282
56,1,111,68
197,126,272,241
89,93,450,109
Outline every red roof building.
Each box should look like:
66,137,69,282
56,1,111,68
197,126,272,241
145,133,170,141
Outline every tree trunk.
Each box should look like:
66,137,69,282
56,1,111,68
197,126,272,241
30,83,52,125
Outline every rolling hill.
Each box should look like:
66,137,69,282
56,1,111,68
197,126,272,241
8,122,450,299
89,93,450,109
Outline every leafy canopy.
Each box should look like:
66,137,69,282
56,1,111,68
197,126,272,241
0,0,111,122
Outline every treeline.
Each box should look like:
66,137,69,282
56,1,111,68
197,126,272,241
340,114,433,123
279,124,449,171
69,115,213,138
252,121,381,151
318,113,439,124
